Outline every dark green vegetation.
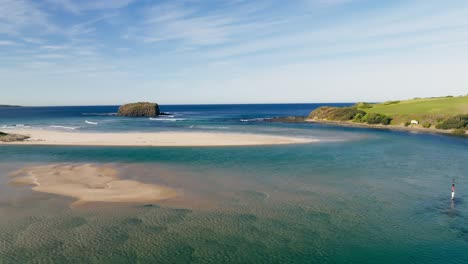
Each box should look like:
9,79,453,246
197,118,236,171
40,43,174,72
118,102,160,117
309,107,392,125
0,132,30,142
452,128,466,136
267,116,307,122
308,107,366,121
309,95,468,134
435,114,468,130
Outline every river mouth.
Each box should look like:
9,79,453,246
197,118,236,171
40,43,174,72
0,127,467,263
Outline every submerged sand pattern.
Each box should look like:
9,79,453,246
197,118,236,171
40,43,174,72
9,164,177,205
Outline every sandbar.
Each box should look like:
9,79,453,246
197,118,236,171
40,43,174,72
9,164,177,206
1,129,316,146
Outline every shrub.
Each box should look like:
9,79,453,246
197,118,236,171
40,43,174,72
355,102,373,109
309,107,366,121
422,122,431,128
383,100,400,105
0,131,7,136
404,121,411,127
365,113,392,125
353,113,364,122
452,129,466,136
380,116,392,125
436,114,468,129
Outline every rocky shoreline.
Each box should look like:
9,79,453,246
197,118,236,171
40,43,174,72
0,132,30,142
268,116,467,136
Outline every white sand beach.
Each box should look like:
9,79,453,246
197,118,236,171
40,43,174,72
1,129,316,146
9,164,178,206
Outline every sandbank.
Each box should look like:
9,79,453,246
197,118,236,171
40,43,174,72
9,164,177,206
1,129,316,146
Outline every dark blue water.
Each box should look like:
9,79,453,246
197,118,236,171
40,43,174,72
0,104,350,134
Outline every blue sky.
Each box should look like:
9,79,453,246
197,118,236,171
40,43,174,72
1,0,467,105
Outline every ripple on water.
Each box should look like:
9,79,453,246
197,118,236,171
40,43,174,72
123,217,143,226
59,217,87,230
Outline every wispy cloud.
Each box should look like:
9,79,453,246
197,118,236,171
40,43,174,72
196,1,468,63
0,0,55,35
306,0,355,7
0,40,16,46
47,0,135,14
136,1,284,46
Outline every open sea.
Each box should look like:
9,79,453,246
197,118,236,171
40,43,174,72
0,104,467,263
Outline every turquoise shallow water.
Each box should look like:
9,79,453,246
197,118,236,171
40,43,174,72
0,105,467,263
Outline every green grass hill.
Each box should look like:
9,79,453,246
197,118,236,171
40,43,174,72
309,95,468,134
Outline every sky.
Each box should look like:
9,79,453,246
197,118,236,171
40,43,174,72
1,0,468,106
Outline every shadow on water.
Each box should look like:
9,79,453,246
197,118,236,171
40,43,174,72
423,195,464,218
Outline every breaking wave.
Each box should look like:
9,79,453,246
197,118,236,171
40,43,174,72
149,118,185,121
49,125,77,130
81,113,117,116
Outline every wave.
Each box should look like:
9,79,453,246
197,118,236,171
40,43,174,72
149,117,185,121
240,118,266,122
49,125,78,130
1,124,31,129
190,125,229,130
82,112,117,116
85,120,98,125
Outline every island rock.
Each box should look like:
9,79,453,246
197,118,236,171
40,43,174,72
118,102,160,117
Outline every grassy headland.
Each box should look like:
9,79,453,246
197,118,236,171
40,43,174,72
308,95,468,135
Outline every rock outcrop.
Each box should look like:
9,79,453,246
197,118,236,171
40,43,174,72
0,132,30,142
118,102,160,117
266,116,307,123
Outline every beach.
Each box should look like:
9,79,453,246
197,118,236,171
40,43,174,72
1,129,316,146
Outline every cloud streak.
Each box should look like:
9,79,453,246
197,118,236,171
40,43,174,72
0,0,55,35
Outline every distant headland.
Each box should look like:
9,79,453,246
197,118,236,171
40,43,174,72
0,105,21,108
273,95,468,136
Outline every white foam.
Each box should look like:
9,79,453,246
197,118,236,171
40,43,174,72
191,126,229,130
149,117,185,121
82,113,117,116
240,118,264,122
85,120,98,125
1,124,31,129
49,125,77,130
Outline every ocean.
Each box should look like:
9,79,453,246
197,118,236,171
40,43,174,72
0,104,467,263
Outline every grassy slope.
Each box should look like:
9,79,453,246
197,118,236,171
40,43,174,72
362,96,468,115
357,96,468,126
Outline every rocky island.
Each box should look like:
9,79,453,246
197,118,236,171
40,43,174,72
118,102,160,117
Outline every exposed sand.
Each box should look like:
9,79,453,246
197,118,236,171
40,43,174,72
1,129,316,146
9,164,177,206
